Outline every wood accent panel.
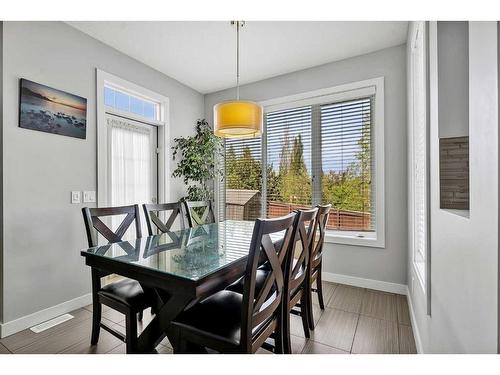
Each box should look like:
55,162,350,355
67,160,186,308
439,136,469,209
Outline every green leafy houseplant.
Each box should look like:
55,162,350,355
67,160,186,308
172,119,223,201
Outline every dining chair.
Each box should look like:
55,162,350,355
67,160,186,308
82,204,152,353
306,204,331,330
143,202,186,235
170,213,297,354
184,200,215,227
282,207,318,353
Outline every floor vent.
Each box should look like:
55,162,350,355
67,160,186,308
30,313,74,333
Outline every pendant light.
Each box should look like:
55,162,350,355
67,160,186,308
214,21,263,138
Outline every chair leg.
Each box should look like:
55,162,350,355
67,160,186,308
300,293,310,339
274,310,284,354
282,308,292,354
138,310,143,322
90,268,101,345
90,301,101,345
306,279,315,330
125,310,138,354
316,266,325,310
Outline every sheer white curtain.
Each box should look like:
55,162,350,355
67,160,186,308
107,116,155,238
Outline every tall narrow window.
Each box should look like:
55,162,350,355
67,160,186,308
266,106,312,218
221,137,262,221
320,98,374,231
411,22,428,287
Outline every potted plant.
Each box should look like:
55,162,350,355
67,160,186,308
172,119,223,201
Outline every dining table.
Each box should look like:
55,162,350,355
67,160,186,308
80,219,282,353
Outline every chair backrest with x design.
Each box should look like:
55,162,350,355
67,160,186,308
82,205,142,247
184,200,215,227
143,202,186,235
239,212,296,352
285,208,318,298
310,204,331,270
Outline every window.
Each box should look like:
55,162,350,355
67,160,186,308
97,70,169,211
220,137,262,221
410,22,428,289
266,106,312,217
104,85,160,122
219,78,385,247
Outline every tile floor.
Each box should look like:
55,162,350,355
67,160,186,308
0,282,417,354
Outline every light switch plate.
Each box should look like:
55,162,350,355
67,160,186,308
71,191,81,204
83,191,96,203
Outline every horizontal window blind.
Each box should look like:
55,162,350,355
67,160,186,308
218,92,375,233
320,97,374,231
219,137,262,222
266,106,312,218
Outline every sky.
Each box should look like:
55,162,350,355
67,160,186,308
22,79,86,111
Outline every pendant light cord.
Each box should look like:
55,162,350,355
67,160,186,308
236,21,240,100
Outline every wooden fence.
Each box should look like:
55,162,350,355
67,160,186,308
266,201,372,231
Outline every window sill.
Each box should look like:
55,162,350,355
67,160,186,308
324,230,385,248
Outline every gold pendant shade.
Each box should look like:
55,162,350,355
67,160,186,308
213,100,263,138
214,21,262,139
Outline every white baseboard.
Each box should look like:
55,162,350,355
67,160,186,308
405,286,424,354
322,271,408,295
0,293,91,338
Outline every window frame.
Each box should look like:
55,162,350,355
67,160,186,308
259,78,385,248
409,21,430,304
96,69,170,208
216,77,385,248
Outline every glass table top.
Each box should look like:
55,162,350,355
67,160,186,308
81,220,266,282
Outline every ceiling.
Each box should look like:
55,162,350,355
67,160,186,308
67,21,408,94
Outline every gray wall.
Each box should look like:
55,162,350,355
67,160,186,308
205,45,408,285
1,22,204,323
408,21,498,353
437,22,469,138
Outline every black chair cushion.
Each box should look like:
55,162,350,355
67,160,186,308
98,278,149,309
172,290,244,345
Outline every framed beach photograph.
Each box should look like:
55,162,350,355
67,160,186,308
19,78,87,139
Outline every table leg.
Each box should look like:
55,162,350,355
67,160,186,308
135,291,193,353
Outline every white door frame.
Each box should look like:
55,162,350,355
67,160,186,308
96,69,170,208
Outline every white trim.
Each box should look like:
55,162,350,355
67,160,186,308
259,78,381,108
0,294,91,338
322,271,406,295
260,77,386,248
96,69,170,208
406,286,425,354
324,230,383,248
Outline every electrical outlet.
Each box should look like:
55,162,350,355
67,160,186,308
83,191,96,203
71,191,81,204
